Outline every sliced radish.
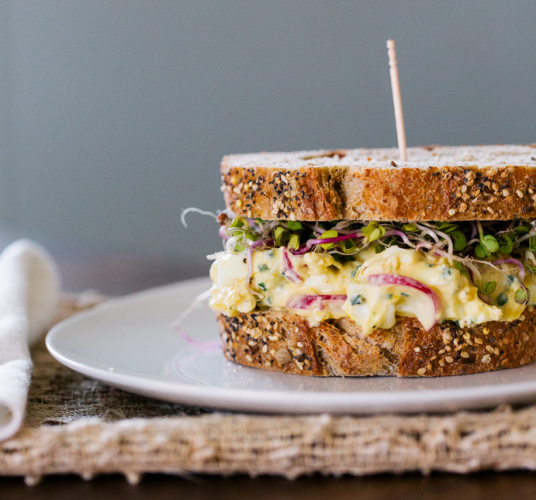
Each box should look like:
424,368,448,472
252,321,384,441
281,247,303,283
367,273,441,330
175,327,221,349
287,294,348,310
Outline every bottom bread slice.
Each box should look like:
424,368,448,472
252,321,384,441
217,308,536,377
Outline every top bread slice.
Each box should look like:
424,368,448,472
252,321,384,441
221,144,536,222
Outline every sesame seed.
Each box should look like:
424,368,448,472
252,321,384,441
445,345,452,352
459,203,467,212
445,356,454,363
265,361,271,366
502,189,510,197
417,368,426,376
439,349,445,354
486,345,493,352
483,327,490,335
500,358,509,366
295,349,302,356
262,345,268,353
494,347,500,355
517,190,524,199
236,200,242,208
520,315,526,321
482,354,491,364
248,340,256,347
461,351,469,358
492,182,500,191
297,342,303,348
487,207,495,214
414,347,421,352
246,355,253,362
268,335,278,341
475,338,483,344
461,185,467,193
463,332,470,340
247,210,252,218
448,209,456,216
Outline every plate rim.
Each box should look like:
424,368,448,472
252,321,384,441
46,277,536,414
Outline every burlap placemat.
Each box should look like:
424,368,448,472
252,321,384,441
1,294,536,484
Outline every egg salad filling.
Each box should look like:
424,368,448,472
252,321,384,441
210,246,536,334
206,215,536,335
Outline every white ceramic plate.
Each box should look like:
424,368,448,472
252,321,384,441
46,277,536,414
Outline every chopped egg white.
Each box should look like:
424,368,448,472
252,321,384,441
209,246,528,335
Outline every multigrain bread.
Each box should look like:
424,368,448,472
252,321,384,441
217,308,536,377
221,144,536,222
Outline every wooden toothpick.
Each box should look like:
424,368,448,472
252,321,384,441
386,40,407,161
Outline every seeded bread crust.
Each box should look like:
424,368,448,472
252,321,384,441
217,308,536,377
221,144,536,222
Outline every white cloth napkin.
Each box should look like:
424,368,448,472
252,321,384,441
0,240,60,441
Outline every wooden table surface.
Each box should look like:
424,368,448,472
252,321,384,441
1,250,536,498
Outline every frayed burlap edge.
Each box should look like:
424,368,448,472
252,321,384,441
2,294,536,482
3,407,536,482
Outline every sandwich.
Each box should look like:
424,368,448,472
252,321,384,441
208,144,536,377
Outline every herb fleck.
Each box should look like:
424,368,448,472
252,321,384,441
350,295,365,305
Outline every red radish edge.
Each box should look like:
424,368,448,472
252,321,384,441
367,273,441,330
281,248,303,283
175,327,221,349
287,294,347,310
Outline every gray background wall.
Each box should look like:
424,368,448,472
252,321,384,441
0,1,535,279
